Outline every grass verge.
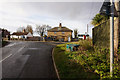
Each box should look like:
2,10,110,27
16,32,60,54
53,43,100,80
53,40,120,80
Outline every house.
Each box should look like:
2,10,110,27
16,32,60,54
47,23,73,42
11,32,28,39
11,31,33,39
26,32,33,38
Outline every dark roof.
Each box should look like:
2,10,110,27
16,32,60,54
48,27,72,32
12,32,28,36
78,34,89,37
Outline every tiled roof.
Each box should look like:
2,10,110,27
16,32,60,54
12,32,28,36
48,27,72,32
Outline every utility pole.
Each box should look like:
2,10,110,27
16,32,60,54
87,24,88,34
85,24,88,35
110,0,114,77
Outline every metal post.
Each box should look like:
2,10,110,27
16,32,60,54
87,24,88,34
110,0,114,77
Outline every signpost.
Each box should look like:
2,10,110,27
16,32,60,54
100,0,116,77
110,0,114,77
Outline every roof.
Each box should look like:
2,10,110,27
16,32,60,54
78,34,89,37
48,27,72,32
26,32,33,37
12,32,28,36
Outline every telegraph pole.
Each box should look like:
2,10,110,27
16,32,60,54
110,0,114,77
87,24,88,34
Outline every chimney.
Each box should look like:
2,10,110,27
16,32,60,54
23,29,25,33
59,23,62,28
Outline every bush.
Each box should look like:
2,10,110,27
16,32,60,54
67,40,120,79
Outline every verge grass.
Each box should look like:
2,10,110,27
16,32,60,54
53,40,120,79
53,43,99,80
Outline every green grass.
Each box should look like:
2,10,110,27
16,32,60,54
53,40,120,79
53,43,99,80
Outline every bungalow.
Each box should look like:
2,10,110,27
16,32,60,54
47,23,73,42
11,32,33,39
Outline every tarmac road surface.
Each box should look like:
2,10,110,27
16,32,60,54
1,41,60,80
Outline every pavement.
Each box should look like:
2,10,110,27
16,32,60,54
1,41,61,80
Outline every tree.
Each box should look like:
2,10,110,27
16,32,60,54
74,29,78,38
26,25,33,34
17,27,26,32
36,24,51,37
91,13,109,27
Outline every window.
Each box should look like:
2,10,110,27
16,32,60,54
62,32,64,34
54,32,56,34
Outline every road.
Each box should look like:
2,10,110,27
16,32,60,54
1,41,60,80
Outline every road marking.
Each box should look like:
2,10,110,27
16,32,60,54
5,43,16,47
17,46,25,53
0,46,25,63
28,48,40,50
0,54,12,63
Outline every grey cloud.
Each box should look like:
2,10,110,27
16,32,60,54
4,2,103,21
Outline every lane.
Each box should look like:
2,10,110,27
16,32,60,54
1,41,27,61
2,41,29,78
0,54,12,63
2,41,58,79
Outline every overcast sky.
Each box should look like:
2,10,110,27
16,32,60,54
0,1,103,37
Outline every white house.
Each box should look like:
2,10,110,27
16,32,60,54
11,32,29,39
26,32,33,38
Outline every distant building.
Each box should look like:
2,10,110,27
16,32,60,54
26,32,33,38
11,32,33,39
2,29,10,40
11,32,28,39
47,23,73,42
78,34,89,40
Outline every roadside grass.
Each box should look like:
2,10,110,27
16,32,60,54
53,43,99,80
53,40,120,80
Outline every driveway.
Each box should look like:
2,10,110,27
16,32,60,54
1,41,59,80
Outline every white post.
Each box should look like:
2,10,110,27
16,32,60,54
110,0,114,77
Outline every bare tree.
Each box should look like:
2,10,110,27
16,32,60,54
36,24,51,37
17,27,26,32
26,25,33,34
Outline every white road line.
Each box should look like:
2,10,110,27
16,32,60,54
17,46,25,53
0,46,25,63
5,43,16,47
28,48,40,50
0,54,12,63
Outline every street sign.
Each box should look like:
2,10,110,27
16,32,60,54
100,0,118,17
